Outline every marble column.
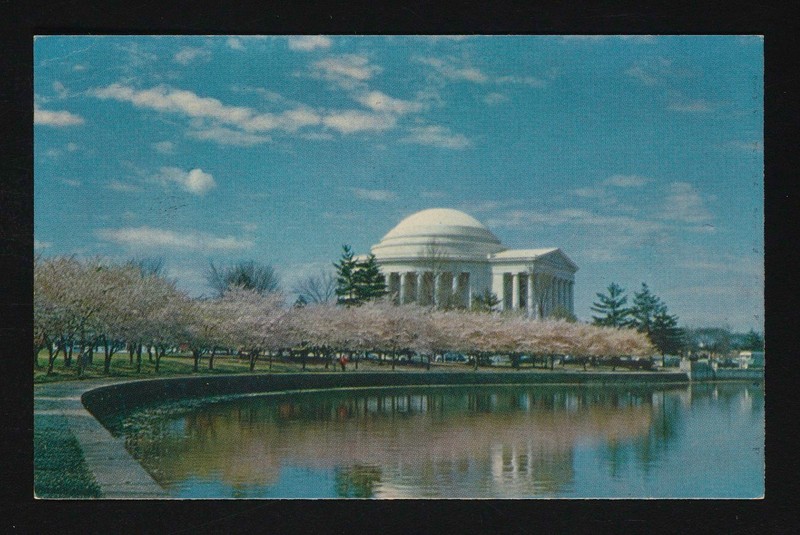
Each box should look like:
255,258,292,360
569,281,574,314
511,273,520,310
399,272,408,304
434,272,443,307
493,272,506,311
416,272,424,304
451,272,460,308
526,273,534,318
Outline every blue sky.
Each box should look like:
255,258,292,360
33,35,763,331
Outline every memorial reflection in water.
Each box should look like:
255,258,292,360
117,383,764,498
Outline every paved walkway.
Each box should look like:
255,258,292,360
35,379,168,499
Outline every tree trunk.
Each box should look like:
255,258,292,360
46,344,59,375
136,344,142,373
269,351,273,371
249,350,258,372
208,347,216,370
193,349,201,372
302,350,307,371
129,343,135,365
148,345,153,363
391,352,396,371
64,342,72,368
155,347,163,373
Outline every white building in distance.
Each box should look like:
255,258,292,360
367,208,578,318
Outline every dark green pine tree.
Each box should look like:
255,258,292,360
590,283,632,327
470,289,500,313
741,329,764,351
650,308,685,363
333,245,360,306
630,283,662,336
355,254,387,303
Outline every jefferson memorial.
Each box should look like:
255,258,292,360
368,208,578,318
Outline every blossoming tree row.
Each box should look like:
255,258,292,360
35,257,654,375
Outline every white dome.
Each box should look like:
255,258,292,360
371,208,505,260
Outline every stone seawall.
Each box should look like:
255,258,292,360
82,370,690,426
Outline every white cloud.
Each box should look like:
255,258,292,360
483,92,509,105
661,182,712,223
187,125,271,146
727,140,763,152
34,105,84,126
92,84,321,135
352,188,397,201
153,167,216,195
495,75,546,88
355,90,424,114
52,80,68,98
61,178,81,187
624,65,659,86
421,190,447,199
415,56,488,83
603,174,652,188
106,179,141,193
94,83,253,125
34,239,52,250
97,226,253,251
72,64,87,71
288,36,332,51
667,98,715,113
309,54,382,89
173,46,211,65
323,110,396,133
401,125,470,149
153,140,175,154
226,37,245,51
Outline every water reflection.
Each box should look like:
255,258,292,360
120,383,764,498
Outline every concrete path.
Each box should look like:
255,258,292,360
35,379,168,499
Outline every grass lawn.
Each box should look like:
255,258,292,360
34,414,102,499
34,350,440,384
34,350,664,384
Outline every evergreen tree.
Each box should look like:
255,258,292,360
550,305,578,323
650,308,684,360
630,283,662,336
333,245,360,306
590,283,631,327
355,254,387,302
740,329,765,351
471,289,500,313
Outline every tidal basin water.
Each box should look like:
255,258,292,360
115,382,764,498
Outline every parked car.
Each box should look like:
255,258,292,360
441,352,467,363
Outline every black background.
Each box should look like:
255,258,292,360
1,1,797,533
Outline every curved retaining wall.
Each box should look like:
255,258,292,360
82,370,690,426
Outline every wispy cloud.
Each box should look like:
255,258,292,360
173,46,211,65
34,105,84,126
603,174,652,187
401,125,470,149
34,239,52,250
661,181,712,223
352,188,397,201
61,178,81,187
106,179,141,193
323,110,396,133
152,167,216,195
187,125,271,146
288,36,332,51
415,56,488,83
308,54,382,89
226,37,245,51
727,140,763,152
152,140,175,154
667,98,715,113
355,90,424,114
483,92,509,105
97,226,253,251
